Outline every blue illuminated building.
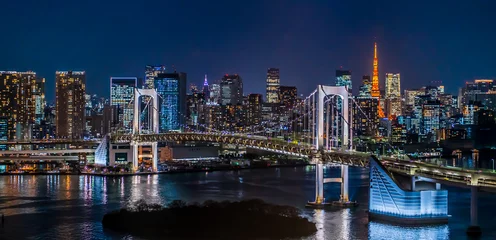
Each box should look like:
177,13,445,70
369,156,448,224
110,77,137,133
154,72,187,132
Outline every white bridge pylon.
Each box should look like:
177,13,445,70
309,85,353,207
132,88,159,171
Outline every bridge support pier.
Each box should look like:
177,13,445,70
306,151,329,209
467,186,482,236
332,165,357,207
131,142,138,172
152,142,158,172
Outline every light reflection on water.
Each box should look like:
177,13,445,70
0,167,495,239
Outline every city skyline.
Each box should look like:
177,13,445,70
1,1,495,101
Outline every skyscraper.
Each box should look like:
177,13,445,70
0,71,36,140
371,43,385,118
144,65,166,89
279,86,298,110
385,73,402,118
33,78,46,124
110,77,137,133
385,73,401,99
154,72,187,132
202,74,210,100
359,76,372,97
266,68,280,104
220,74,243,105
56,71,86,139
336,69,352,93
247,94,262,126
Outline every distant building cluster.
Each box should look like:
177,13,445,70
0,43,494,147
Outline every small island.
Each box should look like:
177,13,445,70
102,199,317,239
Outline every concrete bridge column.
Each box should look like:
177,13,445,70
306,150,329,208
131,142,138,172
467,186,482,236
152,142,158,172
340,165,349,202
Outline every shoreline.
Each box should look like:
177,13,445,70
0,163,309,176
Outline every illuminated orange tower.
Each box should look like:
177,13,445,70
371,42,385,118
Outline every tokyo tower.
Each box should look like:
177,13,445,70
371,42,385,118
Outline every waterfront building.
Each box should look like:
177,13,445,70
56,71,86,139
369,157,448,222
154,72,187,132
220,74,243,105
110,77,137,133
266,68,280,104
0,71,37,140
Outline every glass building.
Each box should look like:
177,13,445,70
154,72,187,132
220,74,243,106
110,77,137,133
369,156,448,222
144,65,166,89
336,69,352,93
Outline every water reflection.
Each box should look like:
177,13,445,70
368,221,450,240
313,209,326,240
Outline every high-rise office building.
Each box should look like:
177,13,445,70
154,72,187,132
33,78,46,124
220,74,243,105
353,97,379,136
336,69,352,93
210,83,221,105
421,100,441,142
384,73,401,118
202,74,210,100
279,86,297,110
359,76,372,97
110,77,137,133
385,73,401,99
371,43,385,118
0,71,37,140
266,68,280,104
404,89,426,106
247,94,262,126
56,71,86,139
144,65,166,89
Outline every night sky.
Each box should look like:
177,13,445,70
1,0,495,102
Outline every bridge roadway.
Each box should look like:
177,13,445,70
111,132,496,189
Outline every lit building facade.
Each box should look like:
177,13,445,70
369,157,448,222
56,71,86,139
404,88,426,106
336,69,352,93
279,86,297,110
421,100,441,142
266,68,280,104
154,72,187,132
220,74,243,105
33,78,46,124
359,76,372,97
0,71,36,140
247,94,262,126
110,77,137,133
385,73,401,98
210,83,221,104
144,65,166,89
353,97,379,136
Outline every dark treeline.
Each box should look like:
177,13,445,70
102,199,317,239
